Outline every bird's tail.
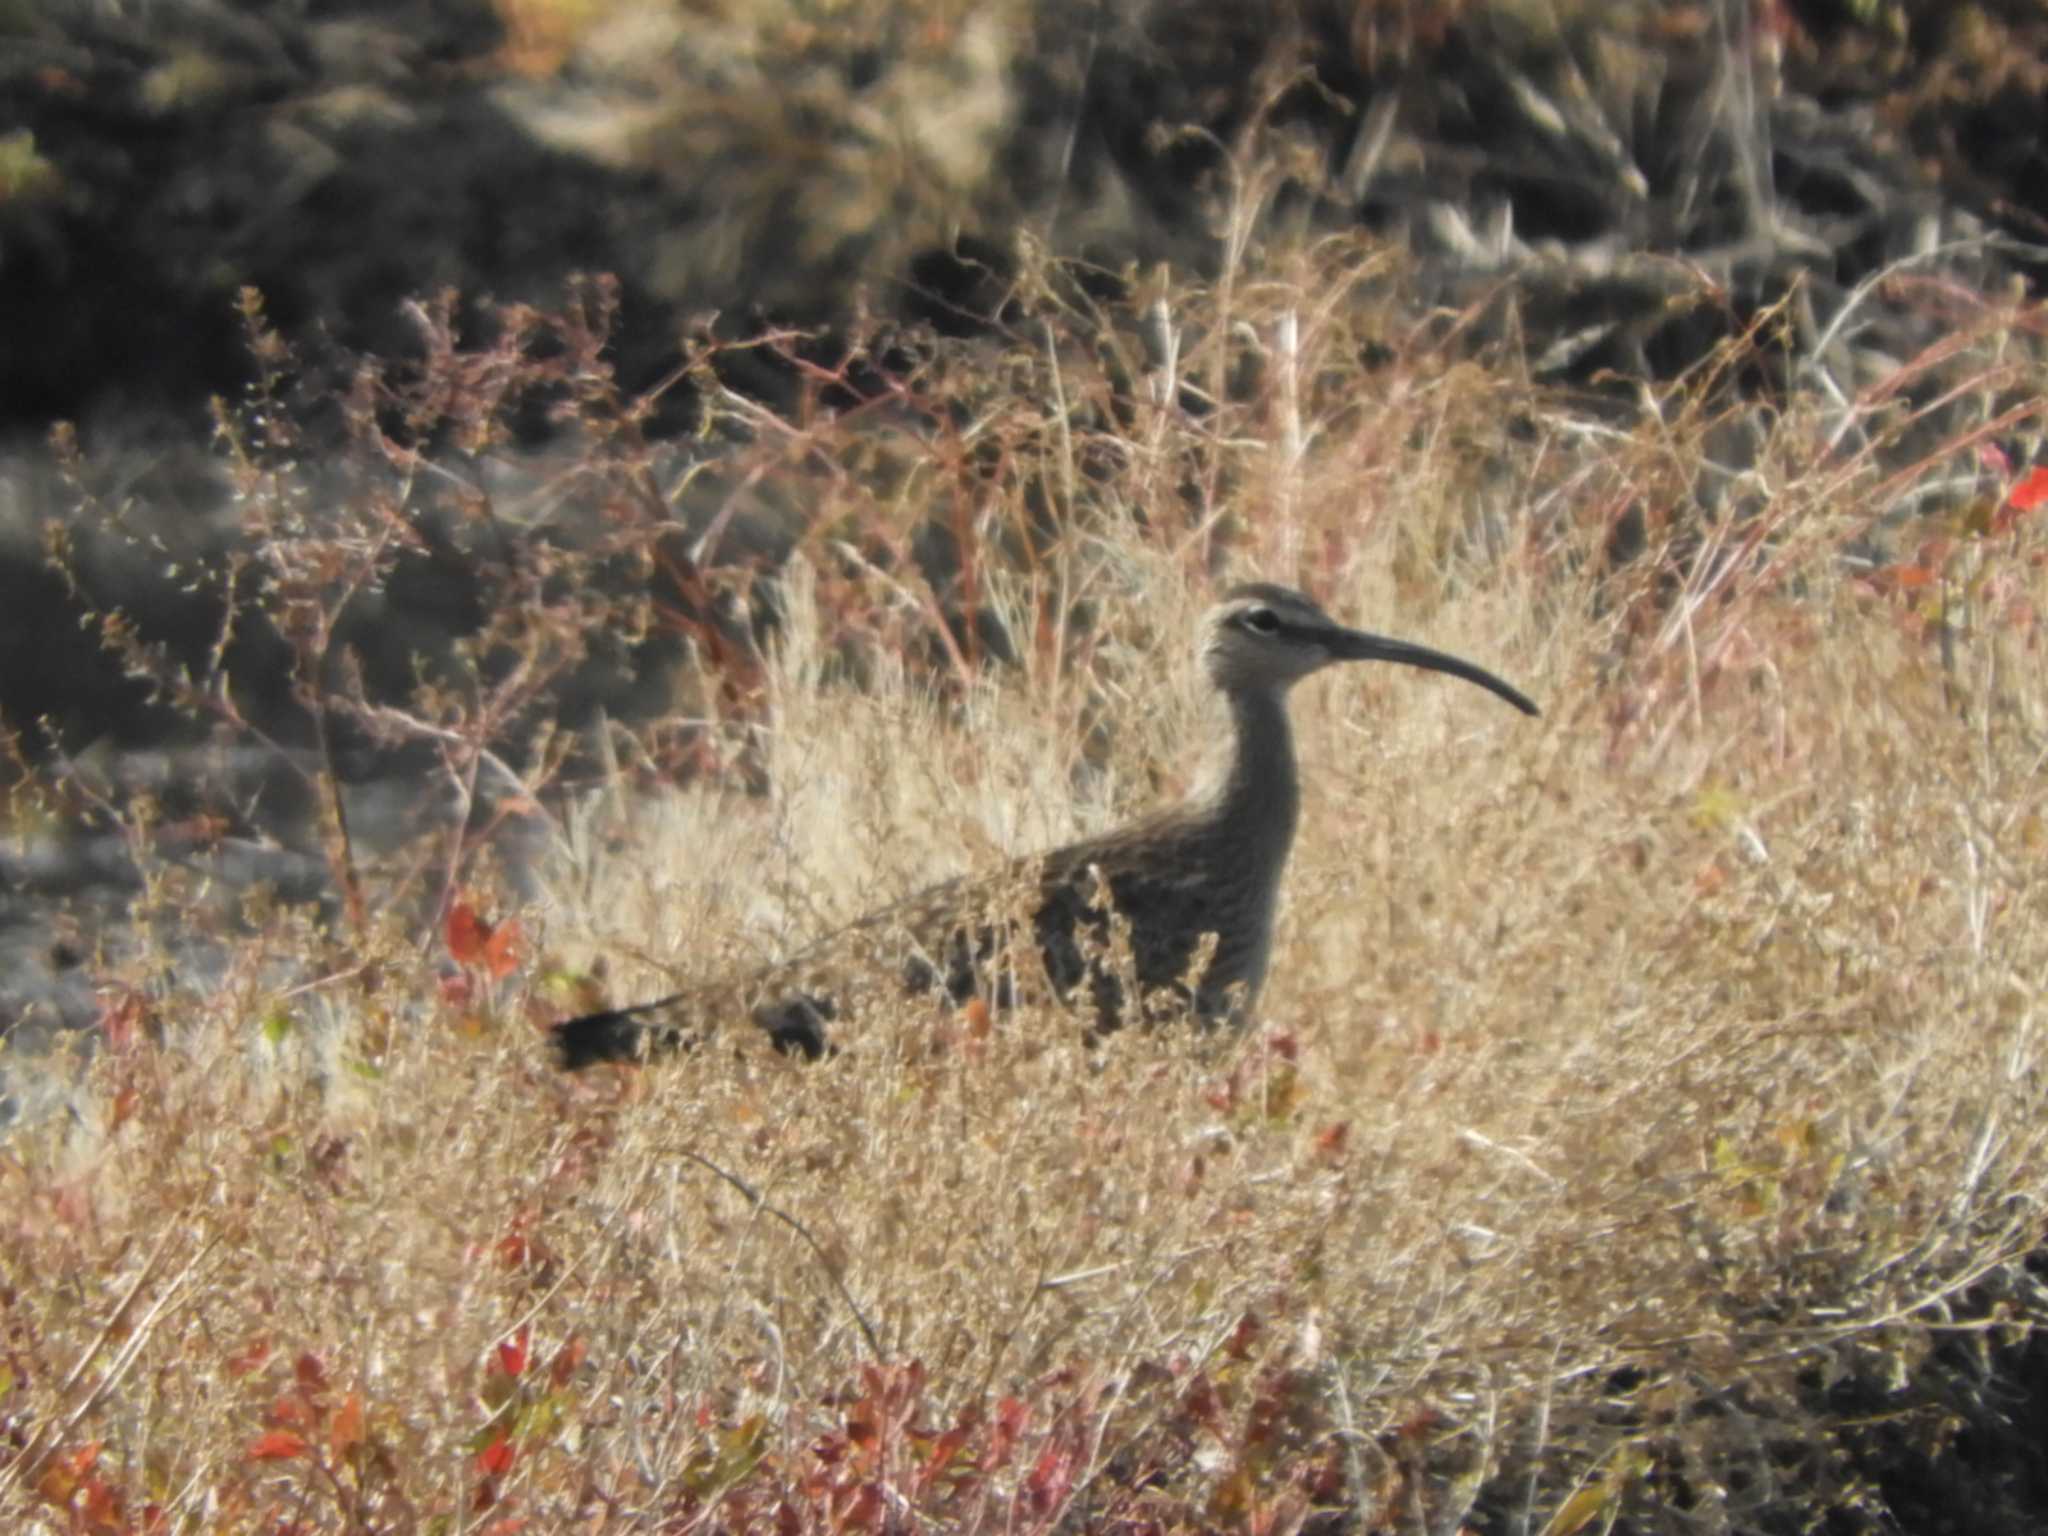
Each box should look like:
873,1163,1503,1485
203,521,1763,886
550,995,694,1071
551,988,839,1069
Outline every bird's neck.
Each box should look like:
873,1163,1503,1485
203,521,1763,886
1193,685,1301,866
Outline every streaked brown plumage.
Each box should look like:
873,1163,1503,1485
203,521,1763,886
551,582,1538,1069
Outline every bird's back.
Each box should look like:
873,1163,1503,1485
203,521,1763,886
1032,803,1291,1026
550,804,1280,1068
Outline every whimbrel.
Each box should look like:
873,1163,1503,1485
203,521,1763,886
551,583,1538,1069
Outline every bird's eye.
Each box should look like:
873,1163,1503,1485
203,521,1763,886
1242,607,1281,634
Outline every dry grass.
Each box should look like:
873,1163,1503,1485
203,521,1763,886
5,246,2048,1533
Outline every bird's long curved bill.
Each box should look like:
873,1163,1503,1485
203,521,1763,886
1325,627,1540,716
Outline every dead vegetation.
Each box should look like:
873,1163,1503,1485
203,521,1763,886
5,219,2048,1535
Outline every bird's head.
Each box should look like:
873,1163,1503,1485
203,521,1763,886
1198,583,1539,715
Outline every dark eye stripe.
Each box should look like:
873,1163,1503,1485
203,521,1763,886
1242,607,1281,633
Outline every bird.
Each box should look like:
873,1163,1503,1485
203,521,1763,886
550,582,1538,1070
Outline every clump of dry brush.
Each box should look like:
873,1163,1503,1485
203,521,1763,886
7,235,2048,1533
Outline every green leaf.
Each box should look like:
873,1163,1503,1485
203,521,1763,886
514,1390,567,1442
1540,1443,1652,1536
1690,784,1744,832
683,1414,770,1498
1957,497,1998,539
466,1415,513,1455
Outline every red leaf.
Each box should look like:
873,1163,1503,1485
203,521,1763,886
1022,1438,1076,1514
494,1231,533,1270
496,1327,530,1379
983,1397,1029,1472
1224,1311,1262,1361
447,900,490,966
96,990,146,1052
484,918,522,981
547,1335,588,1388
1182,1372,1226,1437
247,1430,309,1462
1394,1406,1444,1442
919,1423,973,1488
272,1392,319,1433
108,1085,142,1132
477,1433,516,1476
838,1483,883,1529
2010,465,2048,513
79,1472,123,1530
269,1393,311,1429
294,1352,329,1392
50,1181,92,1231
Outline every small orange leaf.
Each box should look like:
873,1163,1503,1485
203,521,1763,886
329,1391,365,1459
1887,563,1936,591
2009,465,2048,513
36,1440,100,1504
225,1337,271,1378
268,1394,311,1428
109,1085,142,1132
960,996,991,1039
447,901,490,966
247,1430,309,1462
484,918,522,981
